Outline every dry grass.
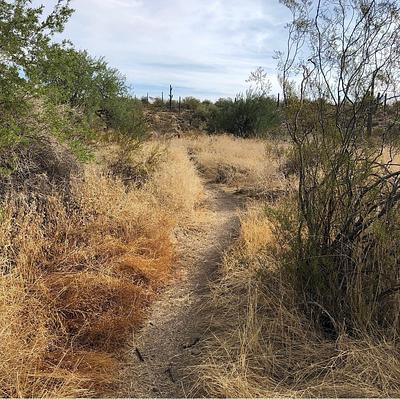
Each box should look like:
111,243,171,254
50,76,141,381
0,136,204,397
148,140,204,221
97,137,204,222
380,146,400,172
238,203,275,256
178,134,289,195
197,201,400,398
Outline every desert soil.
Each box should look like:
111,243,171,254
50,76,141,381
120,181,243,397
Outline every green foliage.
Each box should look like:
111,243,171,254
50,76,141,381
0,0,74,155
102,97,147,139
67,139,94,163
0,0,145,146
32,44,126,116
208,93,280,137
0,0,73,112
184,97,215,115
181,96,201,110
35,99,96,162
0,125,28,148
30,43,146,139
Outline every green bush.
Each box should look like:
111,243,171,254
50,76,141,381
181,96,201,110
208,93,280,137
0,1,72,112
0,1,73,145
101,97,147,139
29,42,147,139
32,44,127,118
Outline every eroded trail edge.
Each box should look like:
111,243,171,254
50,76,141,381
122,182,242,397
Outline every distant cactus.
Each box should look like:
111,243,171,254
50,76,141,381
169,85,173,110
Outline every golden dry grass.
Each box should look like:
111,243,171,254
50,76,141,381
178,134,289,194
6,131,398,398
0,137,204,397
148,140,204,221
380,146,400,172
197,201,400,398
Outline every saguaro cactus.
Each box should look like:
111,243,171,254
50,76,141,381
169,85,173,111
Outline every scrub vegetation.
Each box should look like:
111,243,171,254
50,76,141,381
1,0,400,398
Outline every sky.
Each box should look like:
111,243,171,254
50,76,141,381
41,0,292,100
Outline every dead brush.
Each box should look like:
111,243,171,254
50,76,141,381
0,130,206,396
0,134,80,201
0,273,66,398
197,201,400,398
45,272,150,349
96,136,205,222
106,138,167,187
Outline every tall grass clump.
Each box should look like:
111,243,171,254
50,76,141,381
149,140,204,221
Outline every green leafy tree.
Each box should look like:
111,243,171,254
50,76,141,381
31,43,145,137
32,44,125,114
0,0,73,108
0,0,73,145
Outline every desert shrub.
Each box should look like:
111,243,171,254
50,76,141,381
0,131,82,201
108,139,167,187
192,100,216,127
31,43,147,138
0,98,100,202
0,2,145,143
275,107,400,337
278,0,400,338
0,1,73,157
181,96,202,110
208,93,280,138
102,97,147,138
198,202,400,398
31,45,119,113
0,1,72,114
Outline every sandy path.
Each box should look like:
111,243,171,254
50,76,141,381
120,182,242,398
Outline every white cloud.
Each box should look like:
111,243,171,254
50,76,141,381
41,0,291,99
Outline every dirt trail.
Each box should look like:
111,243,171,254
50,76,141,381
121,182,243,398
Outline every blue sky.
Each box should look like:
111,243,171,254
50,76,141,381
43,0,292,100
